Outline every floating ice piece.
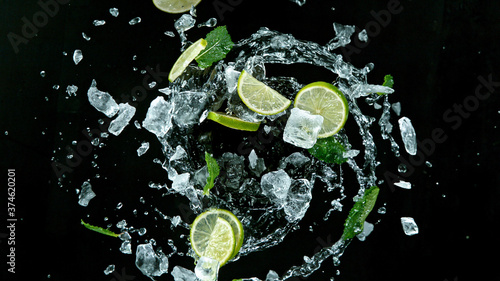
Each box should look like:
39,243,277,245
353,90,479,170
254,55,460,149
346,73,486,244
394,180,411,189
142,96,173,138
93,20,106,26
261,169,292,205
171,266,197,281
392,102,401,116
356,221,374,241
358,29,368,42
109,103,136,136
129,17,141,25
109,8,119,17
120,241,132,254
266,270,280,281
195,256,220,281
87,80,120,117
398,117,417,155
284,179,313,222
219,152,247,189
66,85,78,96
82,32,91,41
171,173,191,193
164,31,175,37
283,108,324,149
104,264,115,275
288,0,306,7
135,243,169,277
248,149,266,177
137,141,150,157
174,14,196,47
172,91,207,127
73,49,83,65
400,217,419,236
78,181,96,207
224,67,240,93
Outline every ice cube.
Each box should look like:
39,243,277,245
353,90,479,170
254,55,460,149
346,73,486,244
142,96,173,138
400,217,419,236
109,8,119,17
104,264,115,275
266,270,280,281
169,145,191,177
129,17,141,25
392,102,401,116
137,141,150,157
261,169,292,205
109,103,136,136
248,149,266,177
224,67,240,93
195,256,220,281
172,91,208,127
219,153,247,189
87,80,120,117
356,221,374,241
284,179,313,222
171,173,191,193
174,14,196,33
78,181,96,207
283,108,324,149
135,243,169,277
73,49,83,65
171,266,197,281
398,117,417,155
120,240,132,254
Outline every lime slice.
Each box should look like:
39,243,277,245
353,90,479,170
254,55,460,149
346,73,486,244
207,111,260,132
153,0,202,14
294,82,349,138
237,70,291,115
190,208,244,266
168,38,207,82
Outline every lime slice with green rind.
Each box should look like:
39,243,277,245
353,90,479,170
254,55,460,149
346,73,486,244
207,111,260,132
153,0,202,14
168,38,207,82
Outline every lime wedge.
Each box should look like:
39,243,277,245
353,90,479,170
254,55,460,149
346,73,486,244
168,38,207,82
294,82,349,138
237,70,291,115
153,0,202,14
207,111,260,132
190,208,244,266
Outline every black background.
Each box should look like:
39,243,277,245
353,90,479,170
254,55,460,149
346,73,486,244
1,0,499,281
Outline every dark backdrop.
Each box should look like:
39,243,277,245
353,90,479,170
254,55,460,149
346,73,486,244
1,0,499,281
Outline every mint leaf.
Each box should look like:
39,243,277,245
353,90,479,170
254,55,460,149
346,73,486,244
81,219,120,238
308,136,347,164
342,186,380,240
203,152,220,196
377,74,394,95
195,26,234,69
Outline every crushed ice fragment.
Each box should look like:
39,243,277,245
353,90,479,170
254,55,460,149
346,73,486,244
283,108,324,149
137,142,150,157
87,80,120,117
398,117,417,155
66,85,78,96
171,266,197,281
172,91,207,127
400,217,419,236
104,264,115,275
78,181,96,207
135,243,169,277
120,240,131,254
82,32,91,41
358,29,368,42
174,14,196,48
109,103,136,136
142,96,173,138
224,67,240,93
394,180,411,189
356,221,374,241
284,179,313,222
195,256,220,281
164,31,175,37
129,17,141,25
248,149,266,176
343,149,360,158
261,169,292,206
93,20,106,26
392,102,401,116
171,216,182,228
266,270,280,281
73,49,83,65
109,8,119,17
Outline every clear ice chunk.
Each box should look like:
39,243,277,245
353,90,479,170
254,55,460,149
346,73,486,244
358,29,368,42
109,103,136,136
120,240,132,254
398,117,417,155
400,217,419,236
171,266,197,281
283,108,324,149
73,49,83,65
137,141,150,157
172,91,208,127
392,102,401,116
109,8,119,17
171,173,191,193
93,20,106,26
284,179,313,222
356,221,374,241
87,80,120,117
142,96,173,138
266,270,280,281
219,152,247,189
195,256,220,281
135,243,169,277
129,17,141,25
224,67,240,93
394,180,412,189
66,85,78,96
174,14,196,48
248,149,266,177
104,264,115,275
261,169,292,206
78,181,96,207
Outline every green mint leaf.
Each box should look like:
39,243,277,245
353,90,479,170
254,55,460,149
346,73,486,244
195,26,234,69
81,219,120,238
308,136,347,164
342,186,380,240
203,152,220,196
377,74,394,95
